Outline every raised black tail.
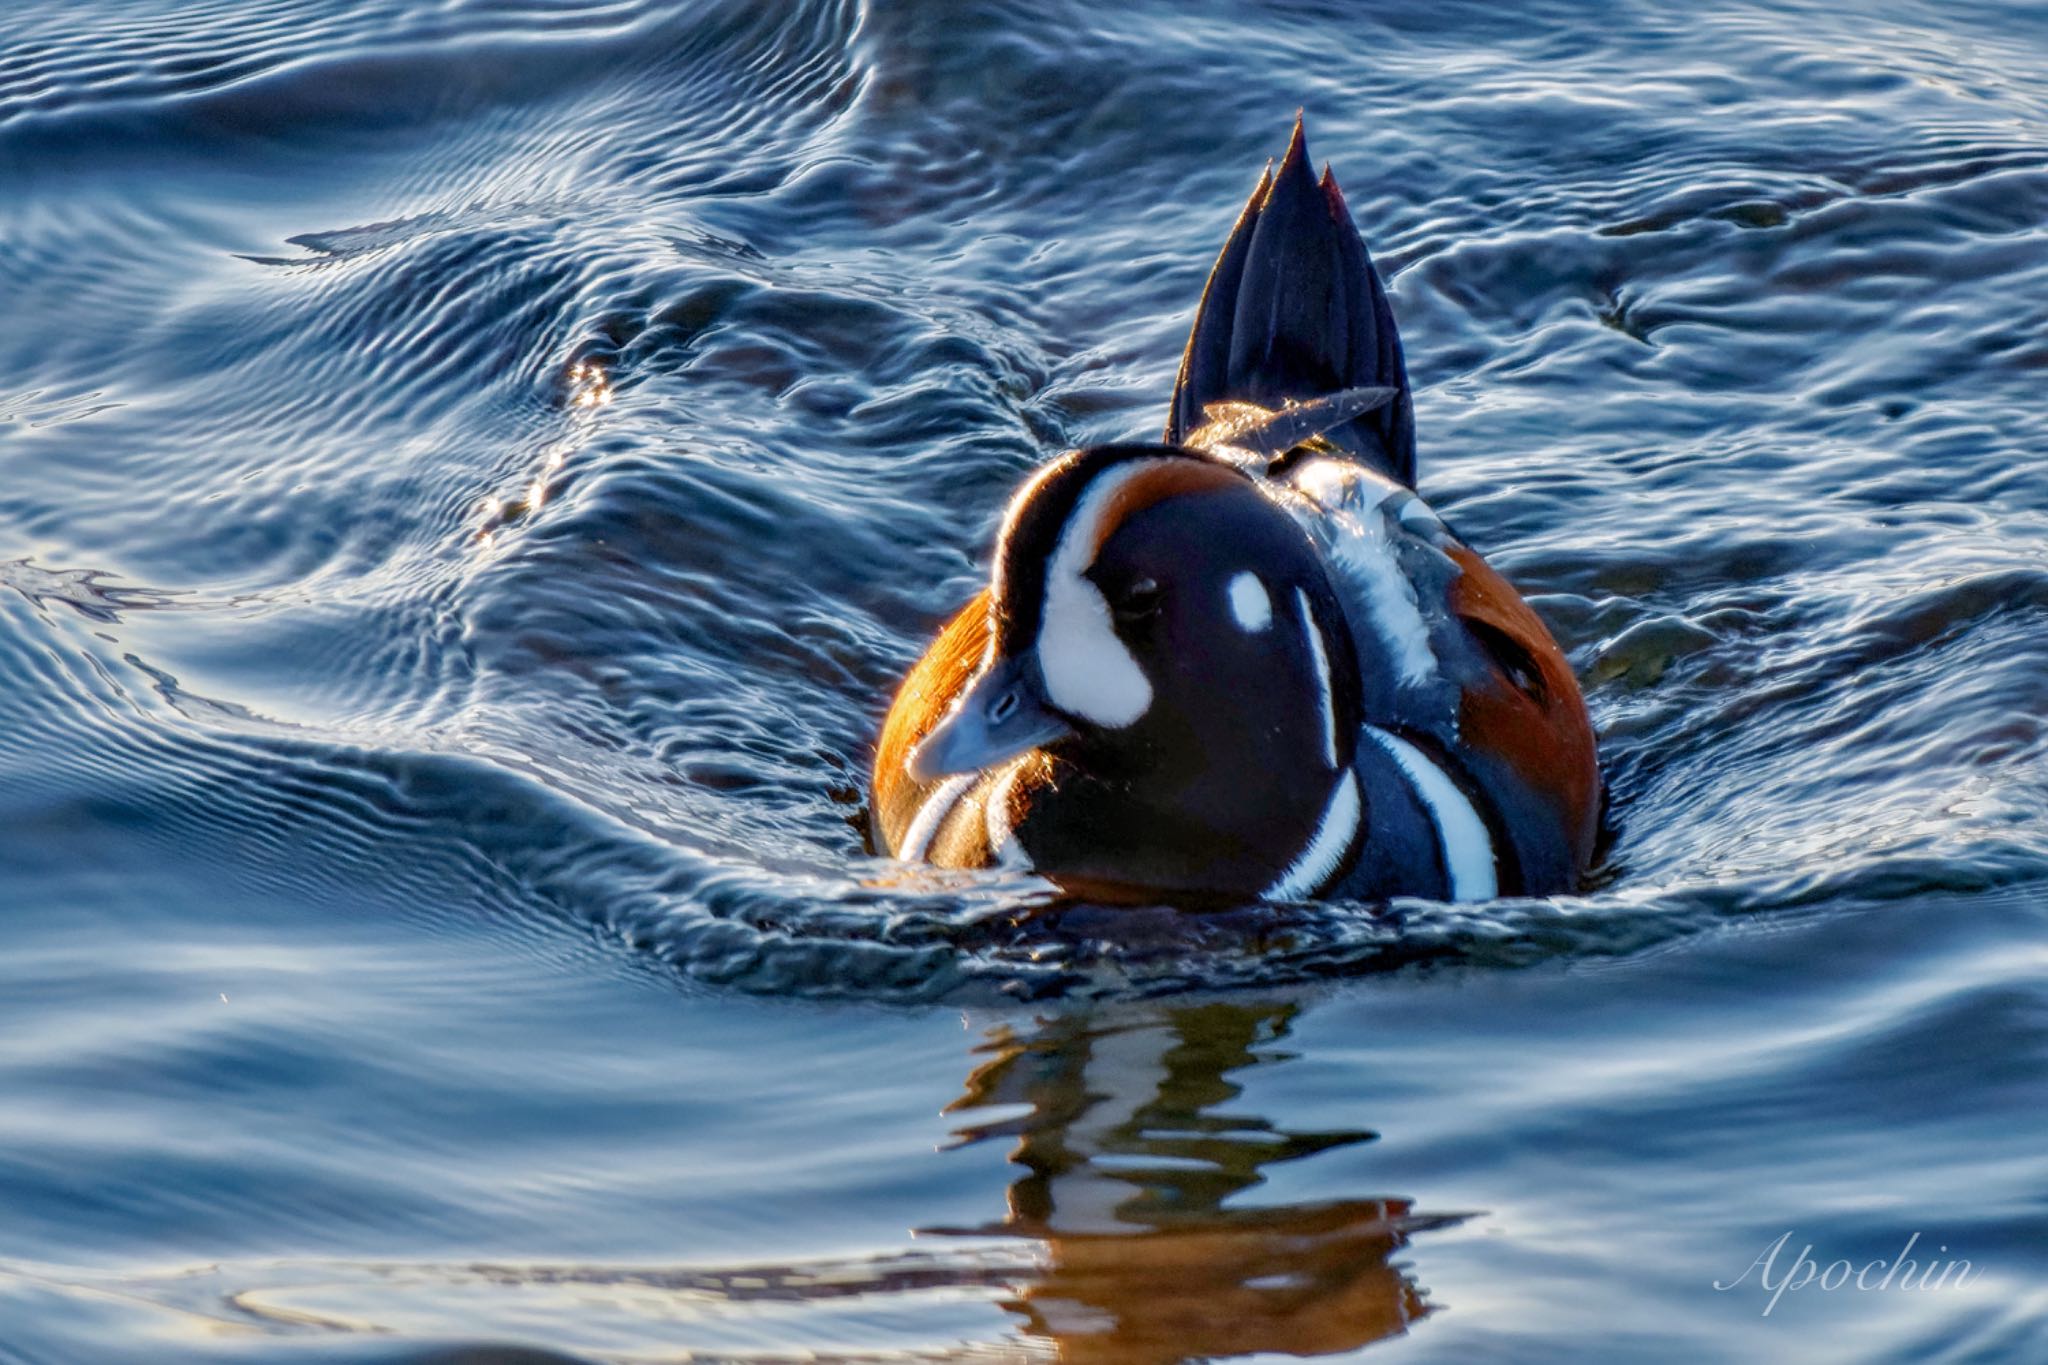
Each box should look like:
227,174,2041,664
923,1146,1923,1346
1165,118,1416,487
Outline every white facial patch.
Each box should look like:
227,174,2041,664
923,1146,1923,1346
1034,461,1161,728
1296,589,1339,768
1228,571,1272,632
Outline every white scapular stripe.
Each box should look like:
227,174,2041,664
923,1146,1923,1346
897,772,978,863
1291,458,1438,687
1035,462,1159,727
1266,769,1361,900
1295,588,1338,768
1365,727,1498,901
1228,571,1272,631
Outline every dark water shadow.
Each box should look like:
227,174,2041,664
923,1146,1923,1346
0,998,1452,1363
926,999,1462,1361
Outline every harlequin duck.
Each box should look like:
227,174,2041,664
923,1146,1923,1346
869,119,1599,903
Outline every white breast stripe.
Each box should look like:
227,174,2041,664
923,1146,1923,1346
1365,727,1497,901
1266,769,1361,900
1295,588,1338,768
898,771,978,863
984,760,1033,870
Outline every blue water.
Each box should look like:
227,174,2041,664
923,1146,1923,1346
3,1,2046,1359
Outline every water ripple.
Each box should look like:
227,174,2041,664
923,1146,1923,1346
4,5,2048,1350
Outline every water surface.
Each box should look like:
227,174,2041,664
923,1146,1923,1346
3,0,2045,1359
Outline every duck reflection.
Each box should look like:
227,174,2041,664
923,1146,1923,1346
929,1001,1451,1362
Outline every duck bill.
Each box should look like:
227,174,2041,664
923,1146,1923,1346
907,655,1073,782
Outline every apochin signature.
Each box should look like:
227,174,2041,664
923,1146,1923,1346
1716,1232,1979,1316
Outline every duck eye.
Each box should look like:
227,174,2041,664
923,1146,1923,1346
1111,577,1162,623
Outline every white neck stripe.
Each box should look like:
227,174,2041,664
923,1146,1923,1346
1266,769,1361,900
1296,588,1338,769
1365,727,1498,901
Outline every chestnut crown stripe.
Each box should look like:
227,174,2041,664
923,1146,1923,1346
988,444,1245,653
1091,459,1246,556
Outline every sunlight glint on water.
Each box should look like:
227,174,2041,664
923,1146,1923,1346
1,0,2044,1360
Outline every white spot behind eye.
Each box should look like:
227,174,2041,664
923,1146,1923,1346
1228,571,1272,632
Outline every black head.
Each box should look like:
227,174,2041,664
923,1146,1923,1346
910,445,1362,894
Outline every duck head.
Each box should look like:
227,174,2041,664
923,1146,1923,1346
910,444,1365,898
